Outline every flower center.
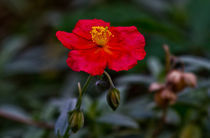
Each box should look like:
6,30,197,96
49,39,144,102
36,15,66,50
90,26,113,46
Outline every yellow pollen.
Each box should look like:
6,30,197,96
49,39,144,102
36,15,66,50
90,26,113,46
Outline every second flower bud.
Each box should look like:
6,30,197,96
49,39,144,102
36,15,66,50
106,88,120,111
68,110,84,133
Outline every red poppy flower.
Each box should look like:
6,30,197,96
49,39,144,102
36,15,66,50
56,19,146,75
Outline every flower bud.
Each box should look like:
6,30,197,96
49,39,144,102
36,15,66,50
183,73,197,87
69,110,84,133
107,88,120,111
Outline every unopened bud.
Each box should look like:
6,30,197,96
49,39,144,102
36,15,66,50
183,73,197,87
69,110,84,133
107,88,120,111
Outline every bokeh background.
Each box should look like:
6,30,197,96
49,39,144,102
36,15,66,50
0,0,210,138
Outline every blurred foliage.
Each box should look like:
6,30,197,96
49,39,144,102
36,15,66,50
0,0,210,138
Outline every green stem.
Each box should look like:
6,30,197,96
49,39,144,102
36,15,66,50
76,75,92,110
81,75,92,96
104,71,115,88
63,126,70,138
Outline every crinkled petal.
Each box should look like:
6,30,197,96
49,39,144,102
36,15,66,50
109,26,145,59
107,26,146,71
56,31,96,50
106,46,139,71
73,19,110,40
67,48,107,75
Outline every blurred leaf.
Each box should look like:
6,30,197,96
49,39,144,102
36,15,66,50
134,0,170,13
54,99,76,136
23,128,45,138
180,56,210,70
40,102,57,121
187,0,210,45
147,57,163,78
122,97,155,119
97,113,139,129
177,89,208,107
0,36,26,71
0,128,24,138
0,105,29,119
166,109,181,125
180,124,202,138
117,74,154,85
4,46,67,74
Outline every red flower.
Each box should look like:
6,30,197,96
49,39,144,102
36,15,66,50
56,19,146,75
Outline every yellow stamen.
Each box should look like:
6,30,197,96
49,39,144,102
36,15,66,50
90,26,113,46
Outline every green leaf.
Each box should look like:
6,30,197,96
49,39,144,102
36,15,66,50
147,57,163,78
97,113,139,129
54,99,76,136
0,36,26,72
180,56,210,70
180,124,202,138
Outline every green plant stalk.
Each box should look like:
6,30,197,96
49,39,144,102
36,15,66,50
76,75,92,110
104,71,115,88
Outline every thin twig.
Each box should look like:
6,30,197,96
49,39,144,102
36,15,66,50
81,75,92,96
76,75,92,110
0,110,54,129
163,44,171,73
104,71,115,88
152,106,168,138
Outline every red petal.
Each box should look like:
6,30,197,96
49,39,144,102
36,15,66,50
107,26,146,71
107,47,138,71
72,19,110,40
56,31,96,50
109,26,145,58
67,48,107,75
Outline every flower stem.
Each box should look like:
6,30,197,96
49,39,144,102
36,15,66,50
152,105,168,138
104,71,115,88
163,44,171,73
76,75,92,110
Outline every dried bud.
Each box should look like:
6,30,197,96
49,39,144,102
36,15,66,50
166,70,186,92
167,70,183,84
155,89,177,107
69,110,84,133
149,82,165,92
95,80,109,91
183,73,197,87
107,88,120,111
160,89,177,104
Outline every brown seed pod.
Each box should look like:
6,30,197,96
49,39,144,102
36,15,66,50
183,73,197,88
155,88,177,107
166,70,186,93
149,82,165,92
